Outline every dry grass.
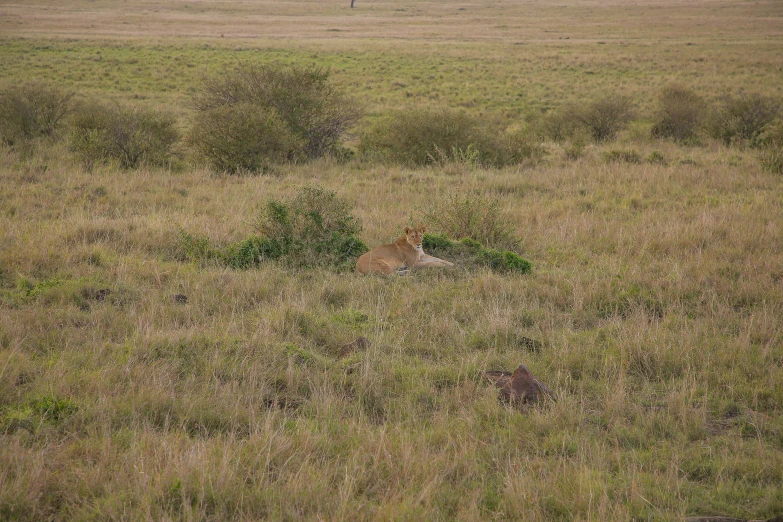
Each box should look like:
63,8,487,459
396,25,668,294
1,1,783,520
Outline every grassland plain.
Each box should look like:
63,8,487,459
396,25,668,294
1,0,783,520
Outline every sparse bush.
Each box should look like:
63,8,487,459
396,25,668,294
359,107,522,167
536,107,581,143
651,84,706,143
757,119,783,174
705,92,781,145
181,186,367,270
415,192,519,250
189,103,302,173
0,82,73,147
567,95,635,143
191,63,361,170
602,149,642,164
646,151,667,165
69,101,179,169
422,233,532,274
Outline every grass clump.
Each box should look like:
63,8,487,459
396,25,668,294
651,84,706,143
422,233,532,274
415,192,520,250
0,82,73,148
757,119,783,174
190,63,361,172
181,186,367,270
359,107,529,167
706,93,781,145
69,101,179,170
602,149,642,164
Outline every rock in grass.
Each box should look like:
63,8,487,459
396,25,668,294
484,364,555,406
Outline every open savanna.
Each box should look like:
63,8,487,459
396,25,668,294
1,0,783,520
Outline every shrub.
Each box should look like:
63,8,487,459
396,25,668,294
0,82,73,147
191,63,361,169
536,107,581,143
422,234,532,274
188,103,302,173
69,102,179,169
601,149,642,164
414,192,519,250
705,93,781,145
567,95,635,143
181,186,367,270
359,107,520,167
651,84,706,143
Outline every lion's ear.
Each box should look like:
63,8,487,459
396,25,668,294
404,226,411,234
419,225,427,233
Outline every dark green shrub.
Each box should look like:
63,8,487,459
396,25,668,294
359,107,518,167
0,82,73,147
191,63,361,169
705,93,781,145
69,102,179,169
189,103,302,173
568,95,635,143
414,192,519,250
651,84,706,143
180,186,367,271
601,149,642,164
421,233,532,274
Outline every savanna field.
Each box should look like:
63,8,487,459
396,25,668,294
1,0,783,520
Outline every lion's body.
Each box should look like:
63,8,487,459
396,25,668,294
355,226,454,275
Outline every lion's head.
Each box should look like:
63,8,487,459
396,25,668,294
403,226,426,250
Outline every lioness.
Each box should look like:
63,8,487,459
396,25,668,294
355,226,454,275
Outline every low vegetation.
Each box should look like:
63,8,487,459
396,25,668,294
0,82,73,148
1,2,783,519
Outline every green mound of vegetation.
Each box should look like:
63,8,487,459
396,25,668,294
422,233,532,274
180,186,368,271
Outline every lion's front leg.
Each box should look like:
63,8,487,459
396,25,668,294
413,253,454,268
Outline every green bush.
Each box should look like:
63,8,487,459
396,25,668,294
421,234,532,274
567,95,635,143
69,102,179,169
535,107,582,143
414,192,519,250
705,93,781,145
191,63,361,170
181,186,367,270
358,107,525,167
0,82,73,147
651,84,706,143
189,103,302,173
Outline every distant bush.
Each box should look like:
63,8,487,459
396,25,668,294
181,186,367,270
536,107,581,143
646,151,667,165
422,233,532,274
651,84,706,143
567,95,635,143
189,103,302,173
705,93,781,145
757,119,783,174
359,108,532,167
0,82,73,147
601,149,642,164
415,192,519,250
190,64,361,171
69,102,179,170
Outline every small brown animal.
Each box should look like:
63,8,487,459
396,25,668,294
339,336,370,357
355,226,454,275
484,364,555,405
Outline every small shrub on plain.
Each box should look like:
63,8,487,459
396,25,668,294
0,82,73,147
422,233,532,274
705,92,781,145
602,149,642,164
359,107,525,167
69,101,179,170
757,119,783,174
190,64,361,172
567,94,635,143
651,84,706,143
